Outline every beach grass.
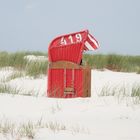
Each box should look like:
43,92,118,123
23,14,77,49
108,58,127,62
0,52,139,76
83,54,140,73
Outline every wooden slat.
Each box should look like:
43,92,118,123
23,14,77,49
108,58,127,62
64,87,75,92
83,67,91,97
49,61,83,69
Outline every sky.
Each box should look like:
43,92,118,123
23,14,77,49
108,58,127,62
0,0,139,55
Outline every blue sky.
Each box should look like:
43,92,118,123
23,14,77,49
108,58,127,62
0,0,139,55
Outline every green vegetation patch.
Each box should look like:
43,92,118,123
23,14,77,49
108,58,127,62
0,51,48,77
83,54,140,73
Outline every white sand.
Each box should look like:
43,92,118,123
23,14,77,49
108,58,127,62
0,68,140,140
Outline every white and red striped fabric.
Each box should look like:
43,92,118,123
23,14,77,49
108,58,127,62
84,33,99,51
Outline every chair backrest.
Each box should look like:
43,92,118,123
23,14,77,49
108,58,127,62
48,30,99,64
